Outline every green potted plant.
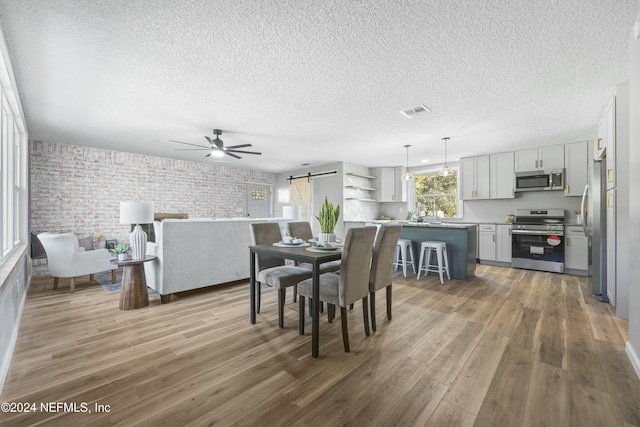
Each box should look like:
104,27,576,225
315,196,340,243
110,243,131,261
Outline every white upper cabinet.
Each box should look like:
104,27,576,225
460,155,490,200
596,101,610,160
564,141,588,197
514,145,564,172
490,152,515,199
371,167,405,202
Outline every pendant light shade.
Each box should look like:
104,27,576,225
439,137,451,177
401,144,414,180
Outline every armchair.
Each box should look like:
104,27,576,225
38,232,117,293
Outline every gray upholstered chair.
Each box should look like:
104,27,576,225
250,222,312,328
297,226,377,352
285,221,341,303
368,225,402,331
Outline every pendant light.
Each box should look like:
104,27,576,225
401,144,414,181
439,137,451,177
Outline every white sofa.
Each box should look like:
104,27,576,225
144,218,288,303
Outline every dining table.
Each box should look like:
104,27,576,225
249,243,342,358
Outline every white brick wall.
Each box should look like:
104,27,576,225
31,141,274,275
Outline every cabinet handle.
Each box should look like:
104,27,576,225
607,169,613,183
539,160,542,168
597,138,603,150
608,193,613,208
493,235,495,242
565,185,569,193
535,160,538,168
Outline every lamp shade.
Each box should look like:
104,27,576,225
120,202,154,224
282,206,301,219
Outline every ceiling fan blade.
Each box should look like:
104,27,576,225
225,144,252,149
205,152,211,157
225,152,241,159
226,149,262,155
174,148,210,151
170,140,209,149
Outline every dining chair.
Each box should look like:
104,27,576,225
285,221,341,302
250,222,312,328
297,226,377,352
368,225,402,331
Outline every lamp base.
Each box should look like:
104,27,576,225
130,225,147,260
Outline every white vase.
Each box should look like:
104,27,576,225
118,253,128,261
318,232,336,243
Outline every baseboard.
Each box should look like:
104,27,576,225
478,260,512,268
564,268,587,277
627,341,640,380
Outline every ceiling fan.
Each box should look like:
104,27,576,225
170,129,262,159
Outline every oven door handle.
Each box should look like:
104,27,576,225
511,229,564,236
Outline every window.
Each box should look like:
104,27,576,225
414,171,458,218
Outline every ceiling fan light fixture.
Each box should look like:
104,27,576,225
210,149,224,158
438,137,451,177
401,144,414,181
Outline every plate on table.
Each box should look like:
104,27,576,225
273,241,310,247
311,245,340,251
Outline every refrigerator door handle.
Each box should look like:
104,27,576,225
581,184,589,237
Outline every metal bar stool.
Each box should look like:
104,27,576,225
417,241,450,284
393,239,416,277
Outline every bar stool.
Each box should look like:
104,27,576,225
393,239,416,277
417,241,450,284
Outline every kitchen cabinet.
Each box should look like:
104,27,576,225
478,224,496,261
565,226,588,271
514,145,564,172
602,84,629,191
564,141,588,197
496,224,512,263
490,152,515,199
596,102,608,160
460,155,490,200
371,167,405,202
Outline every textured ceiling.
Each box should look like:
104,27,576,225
0,0,636,172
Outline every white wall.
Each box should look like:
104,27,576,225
627,4,640,378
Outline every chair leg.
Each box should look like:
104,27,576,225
417,245,425,279
278,288,285,328
299,296,305,335
436,248,444,285
370,291,377,332
340,307,350,352
53,277,59,290
328,304,335,323
349,303,354,310
111,270,117,284
400,243,407,277
409,245,417,274
256,282,261,313
386,285,392,320
362,296,370,337
70,277,75,293
293,284,297,303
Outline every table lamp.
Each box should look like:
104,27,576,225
119,202,154,260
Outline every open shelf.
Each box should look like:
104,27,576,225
345,198,377,202
344,185,376,191
345,172,376,180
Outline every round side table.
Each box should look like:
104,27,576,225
111,255,157,310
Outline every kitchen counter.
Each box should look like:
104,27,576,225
399,224,477,281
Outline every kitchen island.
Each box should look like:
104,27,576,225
399,222,477,281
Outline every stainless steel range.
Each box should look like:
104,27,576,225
511,209,565,273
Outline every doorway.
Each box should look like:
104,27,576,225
246,183,272,218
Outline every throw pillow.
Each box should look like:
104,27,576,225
77,234,94,251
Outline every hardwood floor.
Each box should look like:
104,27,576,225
1,265,639,426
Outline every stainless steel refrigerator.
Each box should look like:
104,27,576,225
581,155,607,302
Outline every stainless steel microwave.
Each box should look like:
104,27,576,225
515,169,564,192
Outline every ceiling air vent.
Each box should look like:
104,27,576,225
400,104,431,118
